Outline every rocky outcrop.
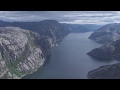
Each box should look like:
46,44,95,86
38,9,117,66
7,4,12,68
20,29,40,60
87,39,120,61
89,23,120,44
0,27,55,79
87,44,115,60
87,23,120,79
12,20,70,58
0,20,70,79
87,63,120,79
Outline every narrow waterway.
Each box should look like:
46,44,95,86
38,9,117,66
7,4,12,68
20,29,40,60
22,32,119,79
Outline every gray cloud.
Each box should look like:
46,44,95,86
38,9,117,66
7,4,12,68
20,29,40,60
0,11,120,25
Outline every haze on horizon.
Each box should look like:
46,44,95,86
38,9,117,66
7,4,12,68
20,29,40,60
0,11,120,25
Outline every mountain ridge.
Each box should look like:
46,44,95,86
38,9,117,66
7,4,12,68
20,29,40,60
0,20,71,79
63,23,102,33
89,23,120,44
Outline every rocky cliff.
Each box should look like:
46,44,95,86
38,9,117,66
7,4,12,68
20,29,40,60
87,39,120,61
87,63,120,79
0,20,71,43
89,23,120,44
0,20,70,79
0,27,47,78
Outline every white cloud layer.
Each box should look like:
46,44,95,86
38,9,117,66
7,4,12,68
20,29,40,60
0,11,120,25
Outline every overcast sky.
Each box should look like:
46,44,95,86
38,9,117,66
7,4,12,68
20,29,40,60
0,11,120,25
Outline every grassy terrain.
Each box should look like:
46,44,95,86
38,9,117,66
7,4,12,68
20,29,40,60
3,32,39,77
4,43,30,77
6,64,23,77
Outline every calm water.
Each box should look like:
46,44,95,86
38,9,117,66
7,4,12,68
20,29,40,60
22,32,119,79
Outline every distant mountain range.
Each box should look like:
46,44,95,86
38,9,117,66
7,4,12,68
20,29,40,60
89,23,120,44
63,23,102,33
87,23,120,61
87,23,120,79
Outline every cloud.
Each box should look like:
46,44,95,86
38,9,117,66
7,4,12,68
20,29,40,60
0,11,120,25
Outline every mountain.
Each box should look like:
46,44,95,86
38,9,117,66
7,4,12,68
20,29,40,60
0,27,47,78
0,20,70,79
87,63,120,79
87,39,120,61
87,23,120,79
0,20,71,43
89,23,120,44
0,20,71,59
63,24,102,33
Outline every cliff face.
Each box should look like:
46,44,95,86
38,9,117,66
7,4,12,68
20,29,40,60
87,39,120,61
0,20,71,43
0,27,47,78
87,63,120,79
89,23,120,44
10,20,70,64
0,20,70,79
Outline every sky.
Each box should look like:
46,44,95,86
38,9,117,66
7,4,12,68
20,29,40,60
0,11,120,25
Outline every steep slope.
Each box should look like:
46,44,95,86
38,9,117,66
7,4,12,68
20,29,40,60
87,39,120,61
89,23,120,44
0,20,70,79
0,27,54,79
87,23,120,79
0,20,71,43
87,63,120,79
1,20,71,64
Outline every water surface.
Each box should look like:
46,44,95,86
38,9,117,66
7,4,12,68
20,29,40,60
22,32,119,79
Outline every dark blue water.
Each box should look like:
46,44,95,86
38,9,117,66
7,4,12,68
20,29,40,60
22,32,119,79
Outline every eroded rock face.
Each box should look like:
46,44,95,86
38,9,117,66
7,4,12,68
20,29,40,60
0,20,71,79
0,60,13,79
0,27,46,79
87,63,120,79
89,23,120,44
